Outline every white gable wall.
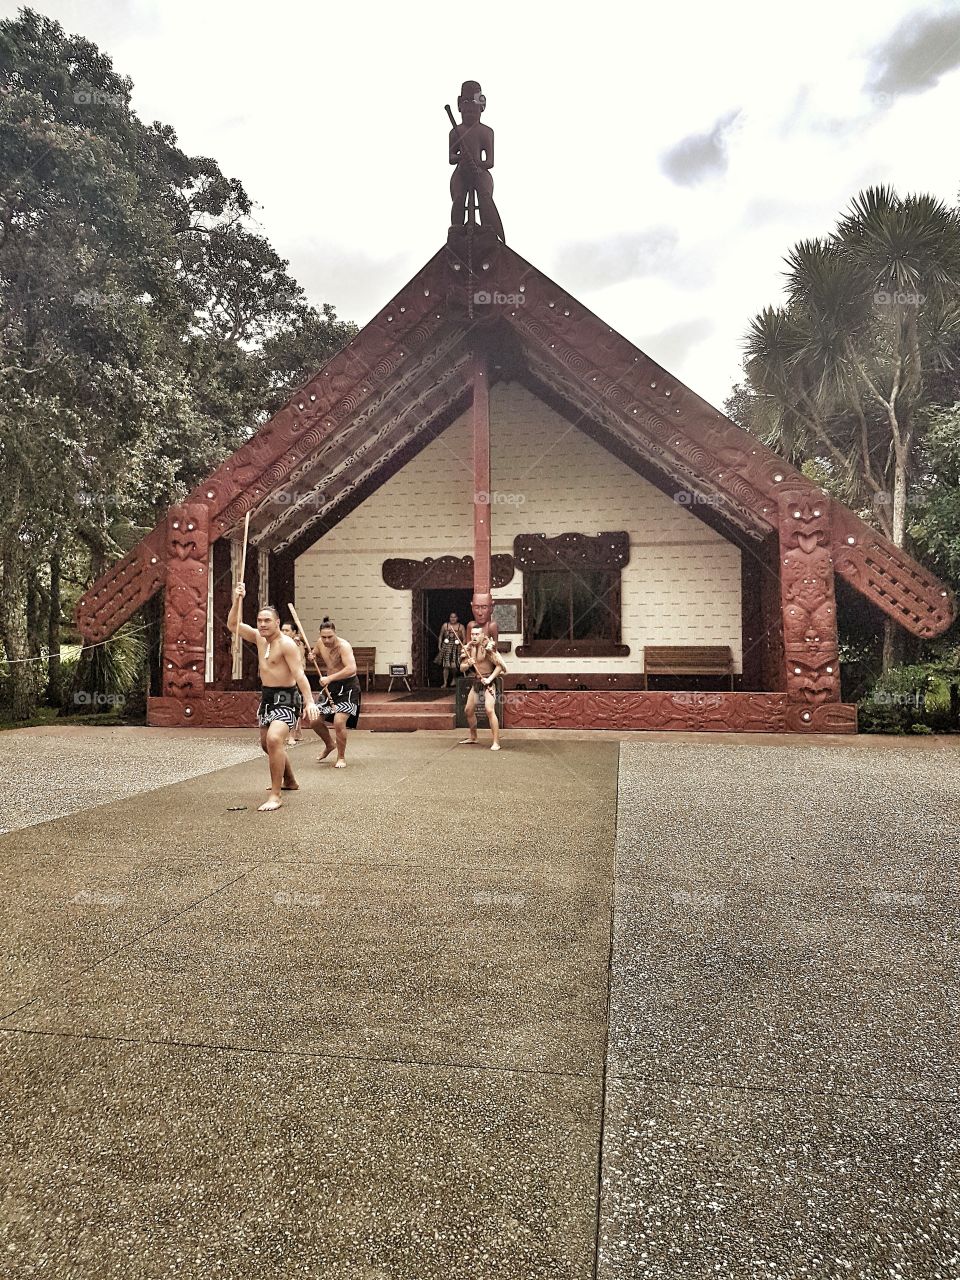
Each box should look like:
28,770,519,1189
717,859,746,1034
295,383,742,673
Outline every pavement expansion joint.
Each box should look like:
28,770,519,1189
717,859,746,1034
0,1024,599,1082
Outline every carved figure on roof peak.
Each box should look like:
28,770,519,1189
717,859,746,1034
447,80,505,242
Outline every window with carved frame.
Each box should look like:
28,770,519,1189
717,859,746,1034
515,533,630,658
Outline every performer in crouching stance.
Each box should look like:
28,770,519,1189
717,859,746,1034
458,623,506,750
228,584,320,811
310,617,362,768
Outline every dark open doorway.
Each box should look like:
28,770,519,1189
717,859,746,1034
415,587,472,688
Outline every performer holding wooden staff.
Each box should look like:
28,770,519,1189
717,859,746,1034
228,582,319,812
457,624,506,750
306,616,362,769
286,605,335,714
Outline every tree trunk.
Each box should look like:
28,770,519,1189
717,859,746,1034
882,617,903,671
881,447,909,672
0,536,38,720
47,542,62,707
891,451,908,549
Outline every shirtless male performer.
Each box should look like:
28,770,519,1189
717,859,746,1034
458,622,507,751
228,584,319,811
310,617,361,769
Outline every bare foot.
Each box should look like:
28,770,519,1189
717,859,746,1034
317,745,335,763
258,796,283,812
490,743,501,751
458,738,479,745
334,759,347,769
266,782,300,791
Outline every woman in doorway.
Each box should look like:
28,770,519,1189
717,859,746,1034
437,612,466,689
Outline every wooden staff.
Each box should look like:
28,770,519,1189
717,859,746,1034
287,603,335,710
451,630,497,684
232,510,251,670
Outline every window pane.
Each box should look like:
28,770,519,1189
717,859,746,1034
527,571,570,641
571,570,614,640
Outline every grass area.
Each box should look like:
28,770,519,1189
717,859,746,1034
0,706,134,732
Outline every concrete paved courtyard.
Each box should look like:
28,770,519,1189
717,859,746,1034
0,726,957,1278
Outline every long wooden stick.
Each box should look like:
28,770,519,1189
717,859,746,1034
287,604,335,709
450,630,497,683
232,510,251,670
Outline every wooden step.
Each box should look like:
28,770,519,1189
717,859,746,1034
364,709,456,732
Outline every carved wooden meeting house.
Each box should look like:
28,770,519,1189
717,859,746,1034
76,83,955,733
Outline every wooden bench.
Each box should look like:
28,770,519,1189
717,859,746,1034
643,645,734,690
353,646,376,691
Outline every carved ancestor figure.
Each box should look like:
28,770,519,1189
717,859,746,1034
448,80,505,241
466,591,499,646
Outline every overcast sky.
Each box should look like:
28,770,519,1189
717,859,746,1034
9,0,960,408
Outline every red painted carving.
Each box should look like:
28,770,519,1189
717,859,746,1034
502,690,856,734
79,233,956,663
513,532,630,571
147,691,259,728
486,244,954,637
75,528,166,643
830,504,955,637
473,349,491,614
777,490,841,705
161,505,208,700
382,555,514,591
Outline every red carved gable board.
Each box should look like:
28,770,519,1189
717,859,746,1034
77,243,955,643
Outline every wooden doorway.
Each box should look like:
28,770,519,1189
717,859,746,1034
414,587,472,688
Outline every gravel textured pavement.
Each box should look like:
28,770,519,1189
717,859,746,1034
600,739,960,1280
1,726,958,1278
0,726,262,833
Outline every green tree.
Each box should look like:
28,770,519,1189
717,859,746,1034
0,8,355,719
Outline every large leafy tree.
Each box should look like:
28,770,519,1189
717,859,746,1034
735,186,960,666
0,8,355,718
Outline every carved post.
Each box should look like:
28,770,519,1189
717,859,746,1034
161,504,209,702
777,490,841,707
211,538,233,687
472,348,492,622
